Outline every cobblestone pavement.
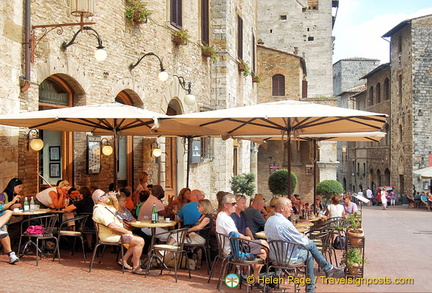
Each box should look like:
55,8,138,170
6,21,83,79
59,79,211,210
2,205,429,293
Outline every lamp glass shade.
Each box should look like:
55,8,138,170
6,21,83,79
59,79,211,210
152,148,162,157
102,145,113,156
71,0,94,17
30,138,44,151
184,93,196,106
94,48,107,62
158,71,169,82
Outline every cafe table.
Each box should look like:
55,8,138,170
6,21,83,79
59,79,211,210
12,208,51,216
131,220,177,248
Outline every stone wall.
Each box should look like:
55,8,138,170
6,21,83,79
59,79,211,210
0,0,258,201
257,0,334,97
333,58,380,97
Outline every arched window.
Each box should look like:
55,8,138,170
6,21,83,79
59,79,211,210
368,86,374,105
376,82,381,103
272,74,285,96
384,78,390,100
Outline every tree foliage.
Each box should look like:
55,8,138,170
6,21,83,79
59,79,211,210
230,173,255,196
268,169,298,196
316,180,344,199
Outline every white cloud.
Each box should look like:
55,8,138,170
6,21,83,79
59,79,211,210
333,6,432,63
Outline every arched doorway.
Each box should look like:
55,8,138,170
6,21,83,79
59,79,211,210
377,169,382,186
38,75,79,187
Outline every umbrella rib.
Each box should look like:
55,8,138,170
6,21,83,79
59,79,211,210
29,118,112,131
119,119,153,131
293,116,385,131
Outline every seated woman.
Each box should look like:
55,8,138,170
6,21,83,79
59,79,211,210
342,194,358,216
35,180,71,209
0,178,23,211
135,190,150,218
311,195,324,215
165,187,191,218
168,199,214,246
325,195,346,218
0,194,21,264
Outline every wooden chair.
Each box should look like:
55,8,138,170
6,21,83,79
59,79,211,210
57,215,88,262
18,214,60,266
88,222,125,273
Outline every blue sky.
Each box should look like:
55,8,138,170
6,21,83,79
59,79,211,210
333,0,432,63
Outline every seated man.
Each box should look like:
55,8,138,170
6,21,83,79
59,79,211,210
216,193,267,289
177,189,204,228
0,194,21,264
243,196,267,237
265,197,345,293
92,189,146,274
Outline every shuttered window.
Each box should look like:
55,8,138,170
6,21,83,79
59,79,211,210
201,0,209,44
237,15,243,59
171,0,182,28
272,74,285,96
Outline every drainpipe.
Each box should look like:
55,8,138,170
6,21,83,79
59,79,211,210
20,0,31,92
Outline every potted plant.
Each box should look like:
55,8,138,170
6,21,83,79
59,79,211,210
238,59,250,77
201,45,217,62
346,247,363,275
125,0,152,25
268,169,298,196
172,28,190,45
230,173,256,196
345,213,364,246
251,72,261,83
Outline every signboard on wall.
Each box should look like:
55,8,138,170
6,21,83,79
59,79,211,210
305,164,314,176
189,140,201,164
269,162,280,174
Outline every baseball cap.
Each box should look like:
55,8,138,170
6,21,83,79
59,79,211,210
58,180,71,189
92,189,106,204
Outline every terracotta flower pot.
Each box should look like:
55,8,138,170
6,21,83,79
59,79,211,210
348,266,361,276
202,49,212,57
173,35,182,45
238,63,245,71
252,77,259,83
347,229,364,246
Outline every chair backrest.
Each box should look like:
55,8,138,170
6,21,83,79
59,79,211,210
21,214,59,236
59,215,88,232
215,232,229,257
268,240,308,266
228,236,257,262
168,227,189,249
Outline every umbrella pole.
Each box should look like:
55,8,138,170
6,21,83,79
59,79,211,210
113,130,118,190
186,136,192,188
287,135,291,197
313,139,317,215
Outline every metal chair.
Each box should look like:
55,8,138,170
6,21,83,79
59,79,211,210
208,232,230,283
217,236,267,292
18,214,60,266
57,214,88,262
183,226,212,273
88,222,125,273
146,227,191,282
266,240,310,293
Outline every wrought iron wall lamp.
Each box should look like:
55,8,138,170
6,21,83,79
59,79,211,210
61,26,107,61
174,75,196,106
129,52,169,82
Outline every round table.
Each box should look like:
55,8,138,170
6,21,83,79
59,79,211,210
12,209,51,216
131,220,177,247
295,222,314,227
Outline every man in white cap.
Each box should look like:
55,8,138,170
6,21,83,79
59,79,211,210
92,189,145,274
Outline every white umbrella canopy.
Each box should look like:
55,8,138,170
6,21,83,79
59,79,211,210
0,102,168,135
414,166,432,179
159,99,388,137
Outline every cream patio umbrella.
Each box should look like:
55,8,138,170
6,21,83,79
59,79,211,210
0,102,172,186
413,166,432,180
157,99,388,194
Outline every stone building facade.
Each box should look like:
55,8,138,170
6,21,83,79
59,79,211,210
0,0,258,201
383,15,432,195
333,58,380,97
257,0,339,98
337,64,391,193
